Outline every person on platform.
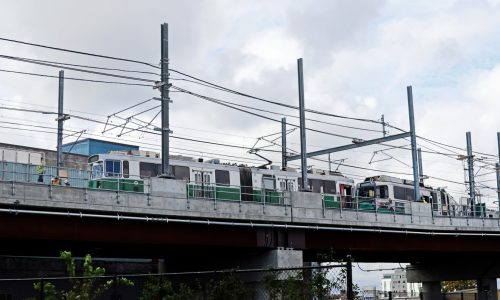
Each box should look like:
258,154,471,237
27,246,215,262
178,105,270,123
37,158,44,183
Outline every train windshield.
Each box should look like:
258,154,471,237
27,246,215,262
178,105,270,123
357,184,389,199
91,162,103,179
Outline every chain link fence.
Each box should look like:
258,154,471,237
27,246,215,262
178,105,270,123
0,265,349,300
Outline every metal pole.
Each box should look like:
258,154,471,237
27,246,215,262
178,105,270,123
466,132,475,208
418,148,424,184
346,255,353,300
56,70,64,175
407,86,420,202
328,153,332,173
281,117,287,170
381,114,387,137
160,23,171,177
297,58,309,191
497,133,500,211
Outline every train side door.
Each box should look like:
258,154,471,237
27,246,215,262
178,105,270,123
339,184,345,208
192,169,213,198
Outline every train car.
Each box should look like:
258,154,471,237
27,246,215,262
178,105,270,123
356,175,454,215
87,150,355,205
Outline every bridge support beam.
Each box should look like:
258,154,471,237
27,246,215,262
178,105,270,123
421,281,441,300
477,278,498,300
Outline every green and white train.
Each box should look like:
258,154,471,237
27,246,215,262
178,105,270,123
88,151,355,206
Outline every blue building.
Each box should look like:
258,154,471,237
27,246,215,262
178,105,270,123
62,138,139,156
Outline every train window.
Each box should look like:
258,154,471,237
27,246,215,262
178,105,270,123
309,179,323,193
324,180,336,194
405,188,415,201
393,186,406,200
215,170,230,186
173,166,189,180
105,160,121,177
123,161,129,178
431,192,438,210
91,163,103,179
287,180,295,191
377,185,388,198
263,176,275,190
358,185,375,198
139,162,160,178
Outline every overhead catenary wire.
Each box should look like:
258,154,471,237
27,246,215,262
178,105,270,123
169,68,384,125
0,68,153,87
171,81,382,133
0,54,157,83
172,85,358,140
0,36,159,69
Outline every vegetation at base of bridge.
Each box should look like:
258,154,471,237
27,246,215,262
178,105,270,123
30,251,133,300
442,280,477,293
4,250,359,300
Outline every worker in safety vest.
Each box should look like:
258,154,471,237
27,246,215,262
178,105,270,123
37,158,44,183
51,176,60,186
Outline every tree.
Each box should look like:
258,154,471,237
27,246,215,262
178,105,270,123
139,276,195,300
34,251,133,300
442,280,477,293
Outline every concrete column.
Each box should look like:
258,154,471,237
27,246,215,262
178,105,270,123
421,281,441,300
477,278,498,300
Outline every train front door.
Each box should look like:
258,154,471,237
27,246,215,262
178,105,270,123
339,184,352,208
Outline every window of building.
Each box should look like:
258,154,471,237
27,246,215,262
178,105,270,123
105,160,121,177
123,161,129,178
215,170,230,186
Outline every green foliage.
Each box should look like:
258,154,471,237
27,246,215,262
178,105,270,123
205,271,247,300
264,268,335,300
442,280,477,293
33,251,133,300
139,276,194,300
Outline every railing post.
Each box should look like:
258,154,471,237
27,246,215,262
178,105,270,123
340,194,343,219
40,278,45,300
322,194,325,218
346,255,354,300
262,188,266,214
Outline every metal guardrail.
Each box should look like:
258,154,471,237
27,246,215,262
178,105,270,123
1,161,498,222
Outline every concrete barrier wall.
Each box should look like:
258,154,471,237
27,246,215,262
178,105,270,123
1,179,500,233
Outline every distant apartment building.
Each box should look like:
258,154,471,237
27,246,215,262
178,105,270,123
378,269,421,299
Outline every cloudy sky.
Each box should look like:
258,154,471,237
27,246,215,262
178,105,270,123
1,0,500,286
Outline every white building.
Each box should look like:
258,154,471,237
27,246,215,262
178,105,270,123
379,269,422,299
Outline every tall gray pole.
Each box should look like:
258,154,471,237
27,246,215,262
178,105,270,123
297,58,309,191
281,117,287,170
407,86,420,201
417,148,423,184
56,70,64,175
466,131,475,207
496,133,500,211
328,153,332,173
160,23,171,177
381,114,386,137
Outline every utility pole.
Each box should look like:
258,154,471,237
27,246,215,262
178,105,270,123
56,70,64,176
328,153,332,173
418,148,424,185
496,132,500,211
160,23,172,177
281,117,287,170
381,114,387,137
466,131,475,208
297,58,309,191
407,86,420,202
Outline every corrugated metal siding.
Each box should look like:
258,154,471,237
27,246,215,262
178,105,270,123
62,140,89,156
88,140,138,156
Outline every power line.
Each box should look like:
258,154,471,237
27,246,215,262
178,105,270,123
170,68,384,125
172,82,382,133
0,68,153,87
172,85,358,140
0,54,156,83
0,36,159,69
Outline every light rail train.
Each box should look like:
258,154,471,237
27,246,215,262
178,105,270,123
87,150,458,214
